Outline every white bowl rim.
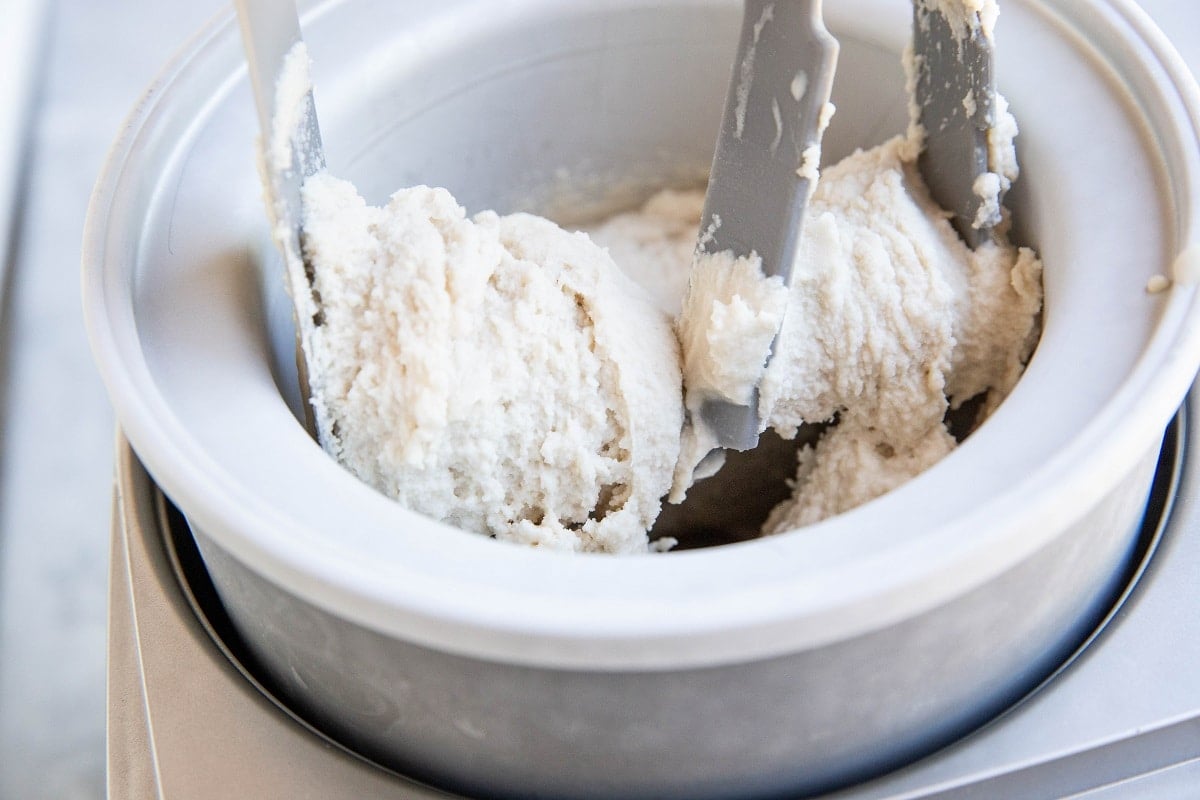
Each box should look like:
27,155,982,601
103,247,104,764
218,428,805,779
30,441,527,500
83,0,1200,670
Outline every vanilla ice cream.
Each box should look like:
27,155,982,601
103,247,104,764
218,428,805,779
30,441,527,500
585,133,1041,533
297,177,684,554
270,21,1042,552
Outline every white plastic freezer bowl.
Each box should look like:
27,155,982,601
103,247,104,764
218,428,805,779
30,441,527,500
83,0,1200,797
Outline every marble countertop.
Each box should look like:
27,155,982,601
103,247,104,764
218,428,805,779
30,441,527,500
0,2,1194,799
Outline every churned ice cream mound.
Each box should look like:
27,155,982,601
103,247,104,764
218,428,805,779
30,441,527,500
678,251,789,409
271,27,1043,550
762,422,957,533
581,189,704,316
760,135,1042,441
666,133,1041,533
291,127,1040,549
298,175,683,554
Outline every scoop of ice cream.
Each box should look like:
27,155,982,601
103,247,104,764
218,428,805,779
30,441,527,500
299,175,683,554
655,133,1040,532
270,32,1042,552
761,421,957,533
678,250,790,408
757,135,1041,531
581,189,704,317
760,136,1042,437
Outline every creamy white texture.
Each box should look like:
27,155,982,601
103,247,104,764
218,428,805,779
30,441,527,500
275,31,1042,550
677,252,789,408
291,142,1040,547
760,137,1041,438
581,189,702,316
758,136,1041,530
298,176,683,554
606,135,1041,533
293,155,1040,544
762,423,957,532
963,92,1021,232
268,43,314,178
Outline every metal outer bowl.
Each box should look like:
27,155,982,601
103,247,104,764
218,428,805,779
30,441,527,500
83,0,1200,798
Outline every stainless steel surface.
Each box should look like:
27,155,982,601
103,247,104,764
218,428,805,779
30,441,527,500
110,399,1200,798
698,0,838,450
912,0,999,247
109,440,446,800
234,0,325,438
833,410,1200,799
192,457,1152,799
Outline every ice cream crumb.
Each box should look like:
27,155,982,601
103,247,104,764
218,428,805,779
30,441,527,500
771,99,784,153
987,94,1020,188
818,102,836,134
1146,274,1171,294
972,171,1002,230
297,176,684,554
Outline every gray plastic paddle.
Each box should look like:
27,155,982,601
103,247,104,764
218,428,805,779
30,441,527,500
234,0,326,438
912,1,999,248
697,0,839,451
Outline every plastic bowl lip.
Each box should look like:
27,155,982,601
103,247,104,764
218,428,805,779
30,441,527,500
84,0,1200,671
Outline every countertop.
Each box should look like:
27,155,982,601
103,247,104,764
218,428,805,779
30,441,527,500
0,2,1194,799
0,3,222,798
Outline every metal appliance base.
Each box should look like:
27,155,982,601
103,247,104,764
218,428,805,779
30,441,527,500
108,402,1200,799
